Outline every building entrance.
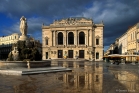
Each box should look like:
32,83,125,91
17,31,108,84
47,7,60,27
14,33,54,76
79,50,84,58
68,50,73,58
58,50,63,58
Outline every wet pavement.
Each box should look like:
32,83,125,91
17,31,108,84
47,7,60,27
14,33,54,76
0,61,139,93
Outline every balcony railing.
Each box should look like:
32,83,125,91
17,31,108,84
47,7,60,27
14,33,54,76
56,45,65,48
78,44,87,48
67,44,76,48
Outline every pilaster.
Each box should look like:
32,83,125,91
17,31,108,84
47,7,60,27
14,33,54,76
67,31,68,45
74,30,77,45
53,31,56,46
64,31,66,46
51,31,53,46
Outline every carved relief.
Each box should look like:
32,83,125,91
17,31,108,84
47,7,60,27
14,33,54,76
52,17,92,26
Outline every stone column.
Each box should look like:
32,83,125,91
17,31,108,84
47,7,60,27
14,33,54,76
67,31,68,45
64,31,66,46
74,36,76,45
52,31,53,46
76,30,78,46
55,31,57,46
85,34,86,45
74,30,77,45
53,31,55,46
87,30,88,46
77,31,79,45
63,36,64,45
90,29,93,46
92,29,95,47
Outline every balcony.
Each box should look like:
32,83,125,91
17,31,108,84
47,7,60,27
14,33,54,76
56,45,65,48
78,44,87,48
67,45,76,48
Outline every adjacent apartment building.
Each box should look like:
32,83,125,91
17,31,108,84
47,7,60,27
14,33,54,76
0,33,42,60
105,22,139,56
42,17,104,61
0,33,19,60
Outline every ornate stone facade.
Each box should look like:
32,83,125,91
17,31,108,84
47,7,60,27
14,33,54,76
42,17,104,61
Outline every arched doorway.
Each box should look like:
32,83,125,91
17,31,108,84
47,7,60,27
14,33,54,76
68,32,74,44
58,32,63,45
79,32,85,44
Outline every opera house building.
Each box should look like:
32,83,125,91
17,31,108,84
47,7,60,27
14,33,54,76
42,17,104,61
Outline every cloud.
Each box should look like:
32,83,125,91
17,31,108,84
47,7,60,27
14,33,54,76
0,0,139,51
79,0,139,47
0,0,93,19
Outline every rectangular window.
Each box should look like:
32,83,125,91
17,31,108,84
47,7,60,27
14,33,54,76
96,39,99,45
46,39,48,45
96,75,99,82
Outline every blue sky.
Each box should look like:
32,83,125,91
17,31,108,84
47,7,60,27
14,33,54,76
0,0,139,51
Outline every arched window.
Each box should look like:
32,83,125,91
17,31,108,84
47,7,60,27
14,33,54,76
58,32,63,45
68,32,74,44
79,32,85,44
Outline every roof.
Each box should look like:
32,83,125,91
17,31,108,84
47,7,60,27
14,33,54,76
57,17,92,21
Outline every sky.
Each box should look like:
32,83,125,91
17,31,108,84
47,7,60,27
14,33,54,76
0,0,139,51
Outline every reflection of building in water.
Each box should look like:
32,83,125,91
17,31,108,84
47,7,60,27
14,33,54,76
52,61,103,93
111,70,139,92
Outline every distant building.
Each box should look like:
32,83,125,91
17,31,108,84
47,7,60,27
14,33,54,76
28,36,42,54
127,23,139,55
42,17,104,61
0,33,19,60
105,22,139,58
104,38,119,56
118,33,127,54
0,33,42,60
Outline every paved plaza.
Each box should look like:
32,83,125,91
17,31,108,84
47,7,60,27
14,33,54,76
0,61,139,93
